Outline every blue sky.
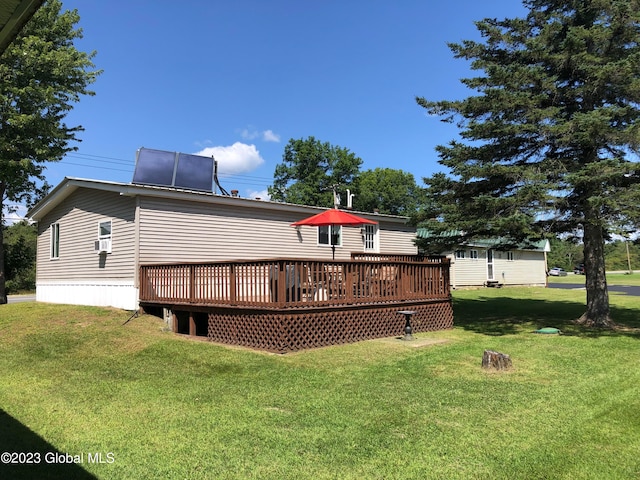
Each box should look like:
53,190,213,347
13,0,530,220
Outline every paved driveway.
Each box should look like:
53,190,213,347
6,295,36,304
548,283,640,296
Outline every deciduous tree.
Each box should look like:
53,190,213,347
353,168,425,215
268,136,362,207
0,0,100,303
3,221,37,293
416,0,640,327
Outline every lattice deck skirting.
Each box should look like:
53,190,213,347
204,299,453,353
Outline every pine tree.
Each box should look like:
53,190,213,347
0,0,100,303
416,0,640,327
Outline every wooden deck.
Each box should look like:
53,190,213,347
139,257,453,353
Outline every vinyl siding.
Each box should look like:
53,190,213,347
492,250,547,285
36,188,137,281
138,197,416,263
450,249,488,286
378,224,419,254
449,248,547,287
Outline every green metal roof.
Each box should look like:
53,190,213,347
416,228,550,252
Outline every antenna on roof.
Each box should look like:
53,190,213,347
332,184,341,209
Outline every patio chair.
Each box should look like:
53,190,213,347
295,263,316,302
373,265,398,297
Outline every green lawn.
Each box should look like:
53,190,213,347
1,289,639,479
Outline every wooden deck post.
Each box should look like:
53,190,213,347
443,258,451,295
189,312,196,336
229,263,237,305
189,264,195,302
277,261,287,307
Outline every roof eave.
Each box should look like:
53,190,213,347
0,0,45,54
28,177,411,225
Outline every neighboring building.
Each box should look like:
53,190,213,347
417,229,550,288
27,177,418,310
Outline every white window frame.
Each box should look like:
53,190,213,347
455,250,466,259
507,251,515,261
50,223,60,259
363,224,379,252
470,249,479,260
318,225,342,247
487,249,495,280
96,219,113,254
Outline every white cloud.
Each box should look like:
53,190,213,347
240,128,259,140
247,189,270,201
194,142,264,175
262,130,280,142
239,127,280,143
194,139,214,148
3,205,29,225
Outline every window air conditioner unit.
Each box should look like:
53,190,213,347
95,239,112,254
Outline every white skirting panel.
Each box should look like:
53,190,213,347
36,280,138,310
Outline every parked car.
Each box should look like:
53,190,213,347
548,267,568,276
574,263,585,275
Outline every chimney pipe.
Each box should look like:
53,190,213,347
346,189,355,209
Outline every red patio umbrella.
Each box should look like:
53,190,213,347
291,208,378,259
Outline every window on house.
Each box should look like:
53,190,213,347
507,251,515,261
50,223,60,259
99,220,112,239
363,224,378,252
455,250,466,259
470,249,479,260
318,225,341,246
96,220,112,253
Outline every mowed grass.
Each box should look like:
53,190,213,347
1,290,639,480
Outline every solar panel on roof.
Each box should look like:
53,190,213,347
132,148,176,186
131,147,214,192
174,153,214,191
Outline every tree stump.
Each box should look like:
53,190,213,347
482,350,512,370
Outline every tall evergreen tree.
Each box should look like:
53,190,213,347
416,0,640,327
0,0,100,303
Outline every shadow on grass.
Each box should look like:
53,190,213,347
0,410,97,480
452,295,640,339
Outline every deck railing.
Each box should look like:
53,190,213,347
139,257,450,309
350,253,447,263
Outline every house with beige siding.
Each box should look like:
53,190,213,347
28,177,419,310
417,229,550,288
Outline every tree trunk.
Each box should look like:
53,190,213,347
577,216,613,328
0,186,6,305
